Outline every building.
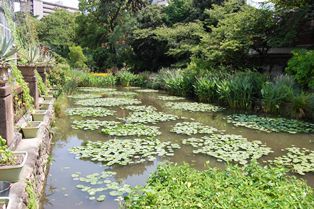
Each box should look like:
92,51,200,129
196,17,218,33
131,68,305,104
151,0,168,6
0,0,14,40
19,0,79,19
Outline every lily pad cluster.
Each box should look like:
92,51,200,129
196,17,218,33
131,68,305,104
72,171,132,202
270,147,314,175
68,94,102,99
125,111,178,124
227,114,314,134
103,91,137,97
72,120,120,130
122,105,157,112
165,102,224,112
101,124,161,136
158,96,185,101
171,122,220,136
75,98,141,107
135,89,159,93
70,138,181,166
66,107,115,117
78,87,116,93
183,134,272,165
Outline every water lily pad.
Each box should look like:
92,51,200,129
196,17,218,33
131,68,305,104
183,134,272,164
101,124,161,136
227,114,314,134
171,122,220,135
270,147,314,175
125,111,178,124
68,94,102,99
76,98,141,107
70,138,180,166
72,120,120,130
103,91,137,97
165,102,224,112
122,105,157,112
158,96,185,101
66,107,115,117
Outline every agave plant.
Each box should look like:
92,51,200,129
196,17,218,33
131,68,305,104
0,36,17,66
21,45,41,65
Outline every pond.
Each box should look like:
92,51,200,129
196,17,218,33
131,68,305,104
40,87,314,209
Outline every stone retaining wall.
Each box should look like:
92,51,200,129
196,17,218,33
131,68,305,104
8,101,54,209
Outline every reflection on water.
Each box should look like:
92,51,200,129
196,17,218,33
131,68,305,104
40,88,314,209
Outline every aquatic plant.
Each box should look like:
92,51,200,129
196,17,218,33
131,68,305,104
101,124,161,136
270,146,314,175
171,122,220,135
158,96,185,101
72,171,131,202
66,107,115,117
183,134,272,165
70,138,180,166
75,98,141,107
68,94,102,99
122,105,157,112
125,111,178,124
72,120,120,130
227,114,314,133
165,102,224,112
124,163,314,208
103,91,137,97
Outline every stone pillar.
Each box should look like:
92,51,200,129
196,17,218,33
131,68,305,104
18,65,39,109
37,66,47,83
0,85,14,146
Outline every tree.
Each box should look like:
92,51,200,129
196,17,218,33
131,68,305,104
68,45,88,70
37,9,78,57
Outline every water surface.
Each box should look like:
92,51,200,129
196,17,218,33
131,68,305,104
40,88,314,209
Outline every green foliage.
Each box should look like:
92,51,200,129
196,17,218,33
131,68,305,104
48,63,72,88
124,162,314,208
0,136,16,166
35,70,48,96
261,75,296,114
225,71,265,109
11,64,34,109
116,70,137,87
38,9,78,57
0,36,17,65
286,49,314,90
74,71,117,88
68,45,88,70
164,0,195,24
26,181,39,209
20,46,41,65
15,13,40,47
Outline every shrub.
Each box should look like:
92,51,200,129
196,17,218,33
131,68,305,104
116,70,138,87
225,71,265,109
124,162,314,208
261,75,296,114
286,49,314,90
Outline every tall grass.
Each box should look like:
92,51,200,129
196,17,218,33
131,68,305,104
261,75,296,114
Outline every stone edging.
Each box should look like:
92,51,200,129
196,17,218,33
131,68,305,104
8,100,55,209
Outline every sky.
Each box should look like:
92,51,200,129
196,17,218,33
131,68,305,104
45,0,79,8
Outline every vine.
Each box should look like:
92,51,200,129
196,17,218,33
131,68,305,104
35,70,48,96
10,64,34,110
